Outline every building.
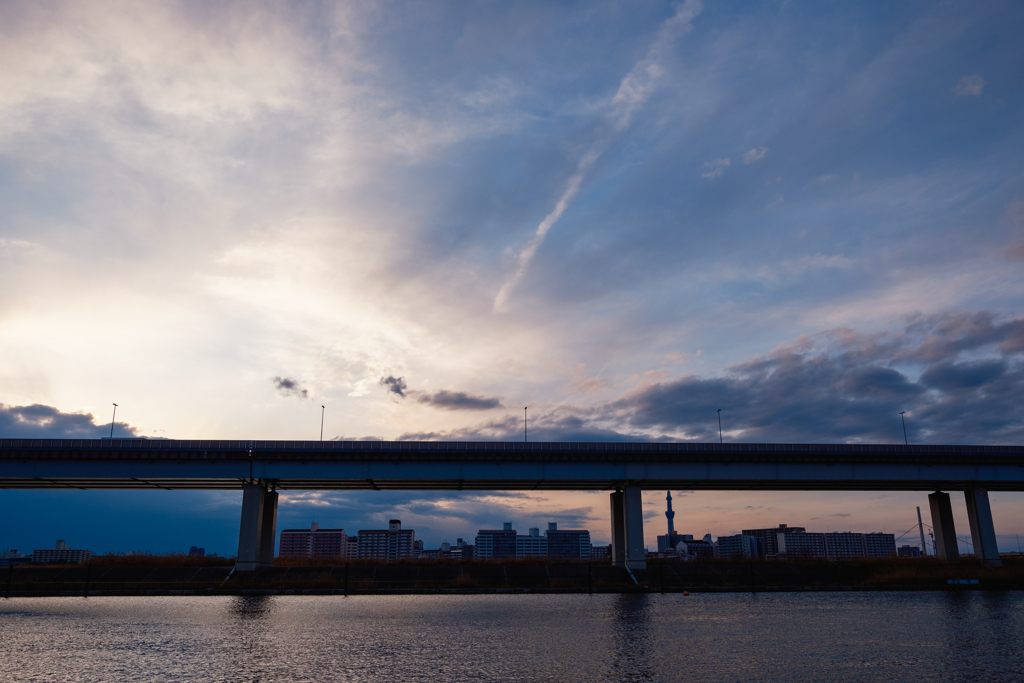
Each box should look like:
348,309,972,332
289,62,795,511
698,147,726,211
453,539,473,560
188,546,205,557
1,550,31,567
715,534,762,559
898,544,922,557
742,525,806,558
776,530,898,560
823,532,866,560
357,520,416,561
475,522,517,560
777,531,826,558
678,539,714,560
658,533,693,552
545,523,591,560
31,540,92,564
279,522,351,559
517,528,548,557
590,544,611,561
864,533,897,558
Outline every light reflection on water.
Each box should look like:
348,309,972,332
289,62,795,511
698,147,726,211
2,592,1023,682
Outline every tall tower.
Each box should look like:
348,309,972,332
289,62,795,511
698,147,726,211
665,491,676,537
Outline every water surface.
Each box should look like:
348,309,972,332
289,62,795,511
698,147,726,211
2,592,1022,682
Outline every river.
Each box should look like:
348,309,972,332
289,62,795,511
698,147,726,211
2,592,1022,681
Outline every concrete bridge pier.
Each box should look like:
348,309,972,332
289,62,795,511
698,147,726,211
235,482,278,571
965,487,1001,566
610,486,647,570
928,491,960,560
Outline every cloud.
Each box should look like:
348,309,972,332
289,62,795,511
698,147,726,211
271,376,309,399
701,158,730,178
830,513,852,518
954,74,985,97
0,404,138,438
397,412,643,443
493,0,704,311
379,377,501,409
604,310,1024,444
416,390,503,411
379,375,408,399
813,174,838,184
742,147,768,164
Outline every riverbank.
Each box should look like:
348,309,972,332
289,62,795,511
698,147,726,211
5,558,1024,596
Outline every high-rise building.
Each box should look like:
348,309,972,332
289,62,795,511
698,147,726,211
590,544,611,561
188,546,205,557
774,529,898,560
475,522,517,560
279,522,351,559
714,534,762,559
357,520,415,561
864,533,897,558
777,531,826,558
545,523,591,560
742,524,806,558
516,527,548,557
31,540,92,564
823,532,866,560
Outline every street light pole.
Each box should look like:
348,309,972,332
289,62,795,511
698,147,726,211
900,411,908,445
524,407,528,443
717,409,722,444
321,405,325,442
109,403,118,438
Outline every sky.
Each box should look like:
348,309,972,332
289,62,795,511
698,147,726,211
2,0,1023,557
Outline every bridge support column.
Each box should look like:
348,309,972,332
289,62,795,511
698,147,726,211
610,490,626,566
624,486,647,570
236,483,266,571
928,491,959,561
965,487,1001,566
258,489,279,568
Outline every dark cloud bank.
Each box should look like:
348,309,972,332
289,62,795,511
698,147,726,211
402,311,1024,445
0,404,138,438
271,376,309,399
380,376,503,411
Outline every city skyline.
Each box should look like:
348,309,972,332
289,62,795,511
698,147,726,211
2,1,1023,558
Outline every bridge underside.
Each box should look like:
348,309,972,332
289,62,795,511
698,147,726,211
4,477,1024,491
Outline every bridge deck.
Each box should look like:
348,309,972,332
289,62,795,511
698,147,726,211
2,439,1023,491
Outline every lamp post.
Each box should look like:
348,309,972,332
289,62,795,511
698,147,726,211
717,409,722,444
524,407,528,443
109,403,118,438
900,411,908,445
320,405,325,442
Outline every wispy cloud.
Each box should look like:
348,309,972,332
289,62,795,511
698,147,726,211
493,0,704,312
701,158,730,178
742,147,769,164
954,74,985,97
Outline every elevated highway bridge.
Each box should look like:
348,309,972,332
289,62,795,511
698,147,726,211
3,438,1021,569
